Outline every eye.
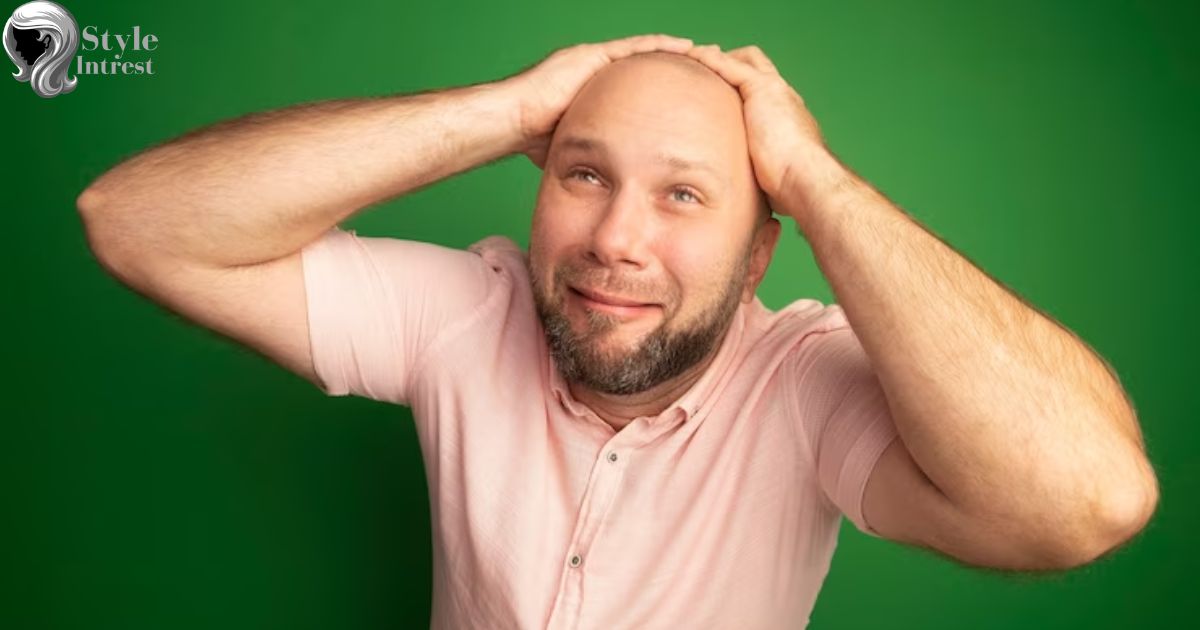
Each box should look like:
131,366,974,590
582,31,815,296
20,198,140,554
567,167,603,186
671,186,701,204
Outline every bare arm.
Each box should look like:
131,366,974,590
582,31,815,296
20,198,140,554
788,145,1158,569
74,34,695,389
681,42,1157,571
76,80,526,267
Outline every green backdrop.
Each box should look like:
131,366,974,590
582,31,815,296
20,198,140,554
3,0,1195,627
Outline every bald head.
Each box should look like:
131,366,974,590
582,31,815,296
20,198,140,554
549,51,771,223
619,50,728,82
565,50,742,134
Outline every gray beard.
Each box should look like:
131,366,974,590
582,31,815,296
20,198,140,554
531,257,748,396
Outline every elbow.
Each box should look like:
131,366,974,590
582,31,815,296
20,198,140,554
76,183,141,281
76,183,107,216
76,182,118,253
76,183,117,256
1035,471,1160,570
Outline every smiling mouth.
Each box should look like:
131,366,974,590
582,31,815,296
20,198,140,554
568,286,660,317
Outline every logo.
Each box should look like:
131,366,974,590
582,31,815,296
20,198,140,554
4,1,158,99
3,1,77,98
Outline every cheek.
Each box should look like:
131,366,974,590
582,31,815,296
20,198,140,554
664,233,742,310
531,193,567,251
533,186,590,237
529,202,583,296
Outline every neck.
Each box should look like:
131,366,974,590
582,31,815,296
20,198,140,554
568,329,727,432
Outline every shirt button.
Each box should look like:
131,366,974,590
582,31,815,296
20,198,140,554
607,451,619,463
569,554,583,568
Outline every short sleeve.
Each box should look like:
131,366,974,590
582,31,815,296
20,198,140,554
299,226,494,405
790,324,900,538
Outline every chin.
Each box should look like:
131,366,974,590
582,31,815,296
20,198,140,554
585,332,646,358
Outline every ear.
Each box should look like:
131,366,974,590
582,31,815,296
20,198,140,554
741,217,782,303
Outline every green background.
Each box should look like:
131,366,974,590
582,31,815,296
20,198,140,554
2,0,1195,627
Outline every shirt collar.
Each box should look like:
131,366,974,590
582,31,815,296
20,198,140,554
545,299,748,427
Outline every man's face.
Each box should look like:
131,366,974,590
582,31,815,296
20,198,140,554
528,52,780,396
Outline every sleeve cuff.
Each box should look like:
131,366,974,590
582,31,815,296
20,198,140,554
300,227,353,396
837,413,899,538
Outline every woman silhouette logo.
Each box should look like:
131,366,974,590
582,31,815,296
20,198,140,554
3,1,78,98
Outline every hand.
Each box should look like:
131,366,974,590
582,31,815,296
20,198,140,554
501,33,694,169
684,44,842,218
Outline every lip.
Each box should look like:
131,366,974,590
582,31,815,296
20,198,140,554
569,285,660,317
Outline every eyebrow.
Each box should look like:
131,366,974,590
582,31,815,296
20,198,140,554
557,135,724,182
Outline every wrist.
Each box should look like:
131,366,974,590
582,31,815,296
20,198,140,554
487,77,537,154
779,144,861,227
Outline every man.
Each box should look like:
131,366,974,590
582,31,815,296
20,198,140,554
77,33,1158,629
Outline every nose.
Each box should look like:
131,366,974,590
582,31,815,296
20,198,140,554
586,185,651,269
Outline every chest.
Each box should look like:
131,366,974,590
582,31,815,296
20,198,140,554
416,375,833,627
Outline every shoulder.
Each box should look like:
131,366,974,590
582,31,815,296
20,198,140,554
726,297,859,407
745,296,854,353
743,297,873,416
467,235,529,275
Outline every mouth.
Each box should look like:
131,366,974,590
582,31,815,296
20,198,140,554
568,285,661,318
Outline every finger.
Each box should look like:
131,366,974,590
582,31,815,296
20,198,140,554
684,44,760,88
726,45,778,74
600,33,693,60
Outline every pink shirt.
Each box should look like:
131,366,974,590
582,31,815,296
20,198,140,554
300,226,899,629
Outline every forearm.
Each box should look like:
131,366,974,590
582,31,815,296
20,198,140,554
78,80,526,268
781,146,1156,537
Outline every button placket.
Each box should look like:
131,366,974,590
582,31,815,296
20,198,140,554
545,435,634,629
569,440,629,556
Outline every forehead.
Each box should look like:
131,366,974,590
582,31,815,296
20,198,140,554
553,56,749,179
556,134,727,187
